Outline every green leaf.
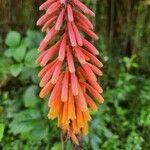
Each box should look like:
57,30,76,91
10,64,23,77
10,109,41,134
23,85,38,108
51,143,62,150
5,31,21,47
26,30,43,48
13,46,27,62
25,49,38,68
0,123,5,141
21,37,31,48
20,122,48,142
4,48,14,57
91,135,101,150
30,123,49,142
65,141,73,150
102,135,120,150
0,57,11,80
31,69,40,83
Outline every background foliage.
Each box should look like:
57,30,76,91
0,0,150,149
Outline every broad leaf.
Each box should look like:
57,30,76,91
5,31,21,47
23,85,38,108
4,48,14,57
10,109,41,134
30,123,49,142
13,46,27,62
10,64,23,77
26,30,43,48
25,49,38,68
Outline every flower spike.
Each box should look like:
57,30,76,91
37,0,104,145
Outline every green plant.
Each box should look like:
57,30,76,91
0,30,61,149
0,30,150,150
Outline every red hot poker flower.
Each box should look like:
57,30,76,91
37,0,104,144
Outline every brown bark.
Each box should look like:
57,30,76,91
96,0,141,57
0,0,44,36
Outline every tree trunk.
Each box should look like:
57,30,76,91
0,0,44,36
96,0,141,57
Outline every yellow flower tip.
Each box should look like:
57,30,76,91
93,108,98,112
41,28,45,32
83,132,88,136
61,120,69,125
38,48,43,53
96,36,99,40
39,82,44,88
69,116,76,120
99,88,103,94
97,95,104,103
35,60,39,65
101,97,104,103
100,71,103,76
37,49,40,53
48,112,57,120
88,116,92,122
39,92,44,98
40,64,45,67
82,128,88,135
62,123,69,130
95,51,100,55
99,62,104,68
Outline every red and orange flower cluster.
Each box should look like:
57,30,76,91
36,0,104,144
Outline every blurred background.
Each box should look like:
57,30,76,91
0,0,150,149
